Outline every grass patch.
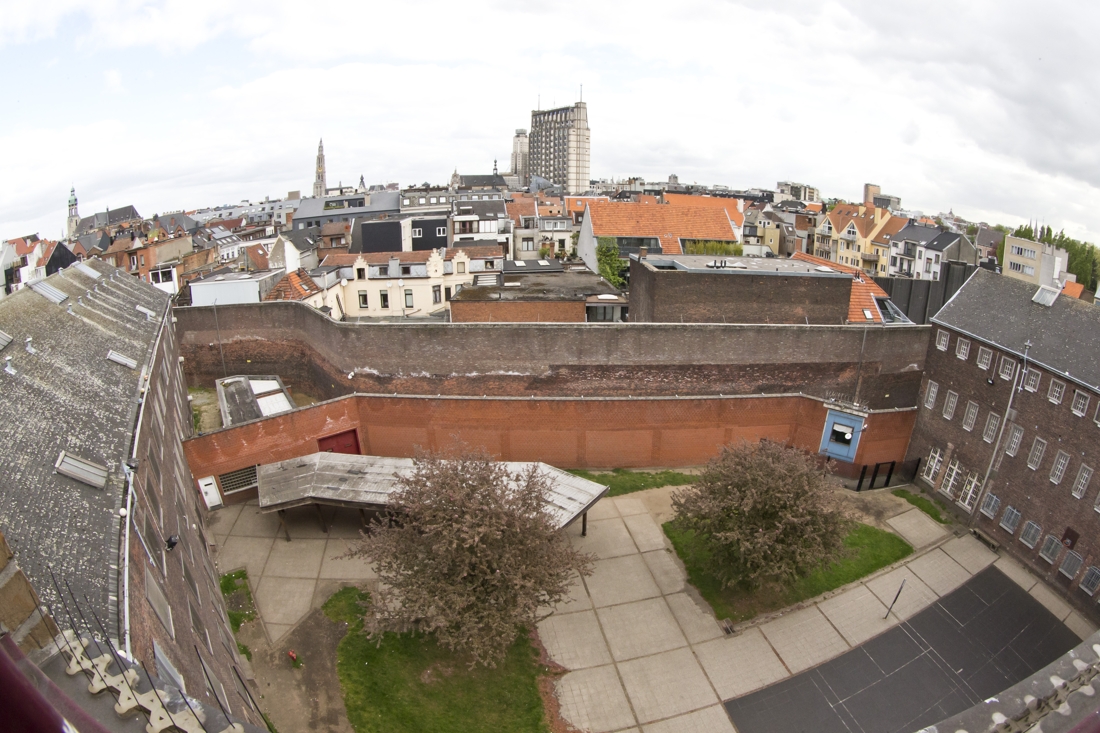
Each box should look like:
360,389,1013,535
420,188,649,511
664,521,913,624
892,488,950,524
322,587,550,733
567,468,696,497
219,570,257,632
237,642,252,662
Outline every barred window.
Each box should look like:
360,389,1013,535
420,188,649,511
1048,379,1066,405
980,493,1001,519
999,356,1015,380
941,459,964,498
1039,534,1062,563
936,330,950,350
956,338,971,360
943,391,959,420
1005,424,1024,456
1060,551,1083,579
1000,506,1022,533
1027,438,1047,470
1072,390,1090,417
962,401,979,431
976,346,993,370
1073,465,1094,500
1050,451,1071,484
983,413,1001,443
1019,520,1042,548
218,465,258,494
922,447,944,482
958,473,982,511
924,381,939,409
1080,567,1100,596
1023,368,1041,391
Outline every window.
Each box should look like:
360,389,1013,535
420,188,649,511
924,381,939,409
218,465,258,495
935,330,950,350
436,227,446,237
1019,521,1042,548
1073,465,1093,499
1061,551,1084,579
404,289,413,308
402,198,410,206
942,391,959,420
1005,424,1024,456
485,260,495,269
980,493,1001,519
358,291,368,308
429,197,437,204
1011,244,1037,259
1048,379,1065,404
982,413,1001,443
1039,534,1061,563
418,197,426,204
999,356,1015,380
401,266,411,276
1027,437,1047,470
521,238,536,251
1072,390,1090,416
923,447,944,482
130,255,138,270
1080,567,1100,596
1009,261,1035,276
356,267,365,280
146,572,174,637
412,228,422,238
444,286,451,301
458,262,466,274
1000,506,1022,533
1023,368,1041,391
941,459,963,498
962,401,979,431
432,285,441,304
976,347,993,370
956,338,970,360
1050,451,1071,484
379,291,389,309
958,472,982,510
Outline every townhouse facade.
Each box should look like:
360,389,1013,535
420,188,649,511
813,203,892,274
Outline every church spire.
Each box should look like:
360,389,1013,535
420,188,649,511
66,186,80,240
313,139,327,198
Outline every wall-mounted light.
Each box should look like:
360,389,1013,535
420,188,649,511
165,535,179,552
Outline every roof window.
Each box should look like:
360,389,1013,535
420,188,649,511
29,280,69,304
55,450,109,489
107,350,138,369
0,330,12,351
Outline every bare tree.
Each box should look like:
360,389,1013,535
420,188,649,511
345,450,595,667
671,440,847,589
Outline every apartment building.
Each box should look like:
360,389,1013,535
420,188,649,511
529,102,591,195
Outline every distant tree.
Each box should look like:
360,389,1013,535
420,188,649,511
344,450,595,668
596,236,626,288
671,441,847,589
965,224,979,237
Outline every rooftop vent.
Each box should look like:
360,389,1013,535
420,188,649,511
55,450,109,489
135,305,157,319
1032,286,1060,307
0,330,12,351
29,280,69,304
75,262,102,279
4,356,14,376
107,350,138,369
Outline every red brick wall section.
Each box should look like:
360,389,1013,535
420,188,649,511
450,300,586,323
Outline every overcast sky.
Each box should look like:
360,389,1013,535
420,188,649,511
3,0,1098,243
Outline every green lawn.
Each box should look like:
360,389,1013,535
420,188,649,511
892,488,950,524
567,468,696,496
322,588,551,733
219,569,257,632
663,522,913,624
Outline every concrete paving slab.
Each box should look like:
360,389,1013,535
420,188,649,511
643,550,685,596
618,646,719,724
588,554,661,608
571,517,639,560
817,585,896,647
759,606,849,674
319,539,378,580
254,576,315,626
207,504,243,540
613,496,648,517
538,610,613,670
1030,581,1073,621
994,556,1038,591
624,513,668,553
323,507,370,539
551,573,594,615
280,507,334,539
556,664,637,733
598,598,688,662
231,504,282,538
865,566,939,620
214,535,273,580
907,547,972,597
941,534,998,574
885,508,948,548
587,498,621,521
1064,610,1098,641
694,628,789,699
641,704,737,733
264,623,293,643
263,538,326,579
665,593,723,645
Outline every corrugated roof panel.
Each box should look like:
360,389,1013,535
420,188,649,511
106,350,138,369
135,305,157,318
54,451,109,489
0,330,12,351
75,262,102,279
29,280,69,304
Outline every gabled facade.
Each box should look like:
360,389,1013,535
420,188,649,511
813,203,893,274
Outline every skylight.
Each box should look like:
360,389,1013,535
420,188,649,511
29,280,69,304
0,330,11,351
75,262,102,279
1032,286,1060,307
107,350,138,369
55,451,109,489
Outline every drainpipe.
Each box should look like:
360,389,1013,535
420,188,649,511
121,463,135,659
969,340,1031,527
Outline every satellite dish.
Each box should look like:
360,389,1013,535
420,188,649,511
844,432,853,441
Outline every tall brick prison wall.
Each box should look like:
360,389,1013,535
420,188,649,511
174,302,930,409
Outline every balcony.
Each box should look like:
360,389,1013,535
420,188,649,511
861,252,879,262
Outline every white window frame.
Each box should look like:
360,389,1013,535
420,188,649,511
404,289,414,309
958,472,982,511
412,228,423,238
923,447,944,482
942,391,959,420
1071,390,1090,417
940,459,963,498
1019,520,1042,548
1050,450,1071,484
935,330,950,351
956,338,970,360
1039,534,1061,563
962,401,979,431
924,381,939,409
357,291,368,309
982,413,1001,443
1000,506,1022,534
1027,437,1047,470
1048,379,1065,404
436,227,446,237
1060,550,1084,579
999,356,1015,380
1080,566,1100,596
1005,424,1024,456
1073,465,1093,500
976,346,993,370
980,493,1000,519
1023,368,1041,392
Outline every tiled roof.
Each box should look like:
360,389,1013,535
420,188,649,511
1062,280,1086,299
245,244,269,270
506,199,536,226
826,203,890,239
871,215,910,246
264,269,321,301
321,244,503,267
586,201,738,255
663,193,746,227
35,241,58,267
792,252,889,323
805,202,824,213
12,238,38,256
565,196,608,213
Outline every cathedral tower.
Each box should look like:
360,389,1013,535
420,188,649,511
66,187,80,239
313,139,327,198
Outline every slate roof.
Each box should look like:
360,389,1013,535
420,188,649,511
586,201,738,255
0,258,168,633
459,174,508,188
76,205,141,233
892,223,942,246
321,244,503,267
663,193,746,227
792,252,890,323
933,267,1100,390
871,216,910,246
974,226,1005,251
925,231,964,252
453,199,508,218
293,191,401,221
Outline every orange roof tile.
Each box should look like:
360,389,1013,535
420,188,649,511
321,244,503,268
586,200,738,255
825,203,891,239
871,215,909,246
35,241,58,267
506,199,536,226
565,196,609,213
245,244,269,270
12,238,38,256
792,252,888,323
265,269,321,301
1062,280,1086,299
805,202,824,213
662,193,746,227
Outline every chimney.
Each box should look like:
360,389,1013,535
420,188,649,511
638,247,648,259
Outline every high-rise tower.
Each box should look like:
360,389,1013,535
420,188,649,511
510,129,529,186
529,101,590,195
66,187,80,239
313,139,327,198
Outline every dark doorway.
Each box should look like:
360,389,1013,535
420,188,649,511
318,429,360,455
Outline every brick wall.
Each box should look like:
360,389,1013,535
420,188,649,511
906,324,1100,622
450,299,586,322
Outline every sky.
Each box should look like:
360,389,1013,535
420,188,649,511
2,0,1099,243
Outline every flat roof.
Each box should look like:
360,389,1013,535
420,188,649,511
636,254,851,278
216,375,297,427
452,271,621,302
